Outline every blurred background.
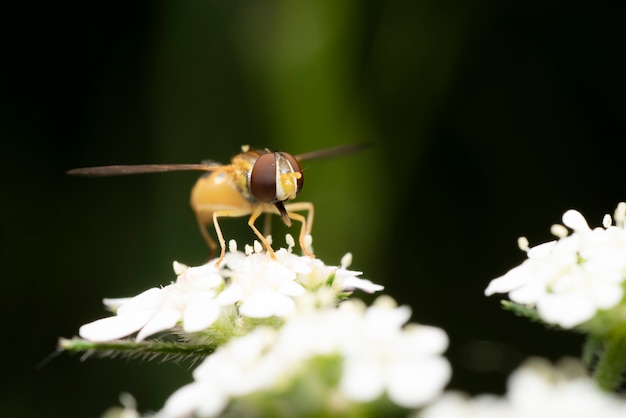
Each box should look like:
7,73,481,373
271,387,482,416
2,1,624,416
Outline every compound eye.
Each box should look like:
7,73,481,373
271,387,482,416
283,153,304,193
249,153,277,203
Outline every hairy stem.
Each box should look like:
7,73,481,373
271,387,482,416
593,334,626,391
59,337,216,362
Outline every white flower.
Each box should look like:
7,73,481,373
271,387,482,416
337,297,450,407
78,239,384,342
485,203,626,328
283,249,383,293
157,297,451,417
79,262,224,342
216,240,382,317
417,357,626,418
217,248,308,318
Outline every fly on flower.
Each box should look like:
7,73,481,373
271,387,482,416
68,143,368,265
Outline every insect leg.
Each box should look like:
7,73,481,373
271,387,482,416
210,208,255,266
247,205,277,259
283,202,315,257
194,212,218,259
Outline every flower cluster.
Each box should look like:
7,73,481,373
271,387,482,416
157,296,451,418
417,358,626,418
73,236,452,417
485,203,626,329
79,237,382,343
65,202,626,418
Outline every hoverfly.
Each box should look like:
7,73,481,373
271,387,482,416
68,143,367,266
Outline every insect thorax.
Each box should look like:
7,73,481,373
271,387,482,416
231,149,271,203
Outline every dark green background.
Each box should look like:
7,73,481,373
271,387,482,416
3,1,624,416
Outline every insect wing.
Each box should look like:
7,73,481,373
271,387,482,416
67,163,220,177
295,142,370,162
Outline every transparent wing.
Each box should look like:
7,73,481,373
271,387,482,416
294,142,370,162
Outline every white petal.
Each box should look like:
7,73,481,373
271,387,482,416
403,325,449,355
387,358,451,408
484,267,529,296
526,240,557,258
238,291,295,318
589,282,623,310
536,293,595,328
338,276,384,293
136,303,181,341
277,280,306,297
509,281,546,304
157,382,227,418
216,284,243,305
116,287,166,315
102,297,133,311
79,311,153,342
420,392,503,418
340,359,385,402
180,264,223,286
364,304,411,335
183,300,221,332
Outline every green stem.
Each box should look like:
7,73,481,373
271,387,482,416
593,334,626,391
582,333,603,368
58,337,216,361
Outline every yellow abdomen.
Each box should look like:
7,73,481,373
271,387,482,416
190,171,255,225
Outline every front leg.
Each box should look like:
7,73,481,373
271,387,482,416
247,205,277,259
284,201,315,257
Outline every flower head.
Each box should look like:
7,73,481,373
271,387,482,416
485,203,626,328
157,297,451,418
78,238,383,342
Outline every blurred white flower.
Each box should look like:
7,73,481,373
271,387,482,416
485,203,626,328
418,357,626,418
101,393,141,418
157,297,451,418
337,297,450,408
78,239,383,342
